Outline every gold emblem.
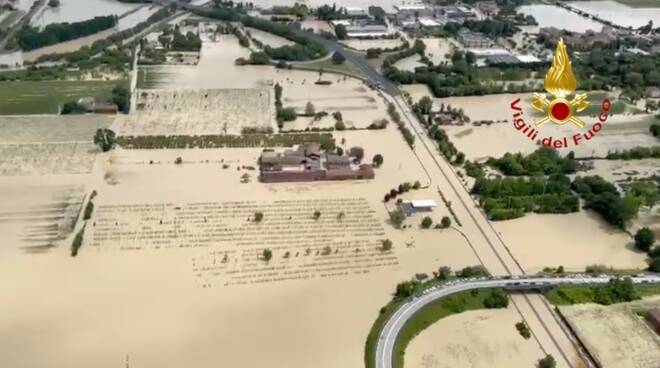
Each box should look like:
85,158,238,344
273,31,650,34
532,38,589,127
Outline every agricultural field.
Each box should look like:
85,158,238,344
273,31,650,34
0,80,124,115
406,305,543,368
116,88,274,136
559,297,660,368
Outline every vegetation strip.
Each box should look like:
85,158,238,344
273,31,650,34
116,133,335,150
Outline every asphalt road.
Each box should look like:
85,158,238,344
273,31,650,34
375,275,660,368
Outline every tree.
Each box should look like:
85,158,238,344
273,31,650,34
537,354,556,368
93,128,116,152
413,181,421,189
254,211,264,222
174,156,183,164
454,152,465,165
349,146,365,162
389,210,405,229
112,85,130,113
334,120,346,130
372,154,384,167
61,100,83,114
649,257,660,272
381,239,393,251
262,248,272,262
48,0,60,7
634,227,654,252
484,288,509,308
332,111,343,122
421,216,433,229
331,51,346,65
437,266,451,280
304,101,316,116
440,216,451,228
278,107,297,122
337,211,345,220
334,24,347,40
313,210,321,220
417,96,433,114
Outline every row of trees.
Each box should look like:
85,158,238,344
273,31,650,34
116,132,335,150
472,174,579,221
606,146,660,160
197,4,327,61
487,148,581,176
18,16,117,51
387,103,415,147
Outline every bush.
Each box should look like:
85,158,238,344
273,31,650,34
372,154,384,167
71,226,85,257
537,354,556,368
254,211,264,222
440,216,451,228
484,288,509,308
389,210,405,229
277,107,297,122
457,265,490,278
262,248,272,262
83,201,94,221
634,227,655,252
381,239,393,251
421,216,433,228
515,321,531,339
331,51,346,64
93,128,116,152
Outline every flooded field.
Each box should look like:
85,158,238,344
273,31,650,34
494,212,647,273
421,37,460,65
517,4,603,32
0,124,481,368
568,0,660,28
406,306,543,368
31,0,139,27
394,55,425,72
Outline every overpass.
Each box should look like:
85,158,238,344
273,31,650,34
375,274,660,368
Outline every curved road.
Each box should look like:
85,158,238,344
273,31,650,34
376,275,660,368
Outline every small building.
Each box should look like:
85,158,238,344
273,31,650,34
399,199,437,217
647,308,660,334
476,1,500,17
393,4,435,21
345,7,370,19
458,29,492,48
443,4,478,22
345,24,390,38
646,86,660,99
418,17,445,29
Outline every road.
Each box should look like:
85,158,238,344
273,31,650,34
376,275,660,368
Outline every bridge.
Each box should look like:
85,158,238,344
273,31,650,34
375,274,660,368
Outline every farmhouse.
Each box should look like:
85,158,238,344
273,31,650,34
259,143,375,183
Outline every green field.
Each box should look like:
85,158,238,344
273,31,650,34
545,284,660,305
0,80,125,115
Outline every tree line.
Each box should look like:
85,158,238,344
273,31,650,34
194,3,327,61
18,16,117,51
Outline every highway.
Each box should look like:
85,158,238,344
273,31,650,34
375,275,660,368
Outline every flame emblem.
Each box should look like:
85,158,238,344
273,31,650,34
532,38,589,127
